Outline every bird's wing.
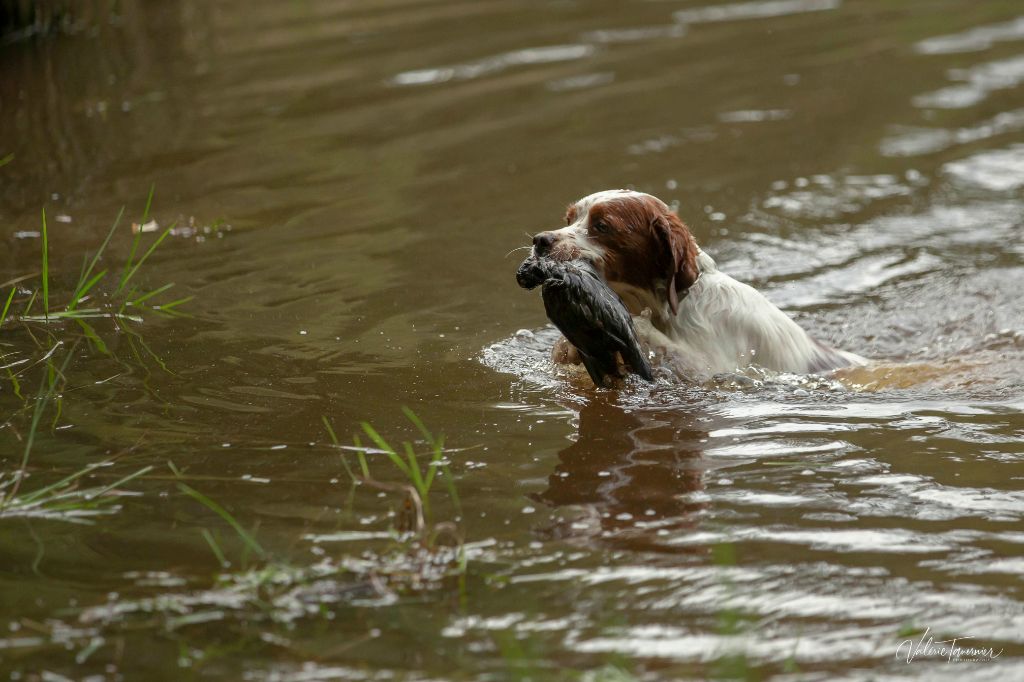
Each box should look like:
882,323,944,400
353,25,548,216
569,272,635,347
575,270,654,381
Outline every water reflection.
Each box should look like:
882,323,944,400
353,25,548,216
916,16,1024,55
392,44,596,87
672,0,841,25
0,1,194,224
535,401,712,552
943,144,1024,191
913,54,1024,109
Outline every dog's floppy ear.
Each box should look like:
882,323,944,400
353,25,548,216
653,210,700,316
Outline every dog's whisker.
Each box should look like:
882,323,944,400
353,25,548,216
505,245,532,259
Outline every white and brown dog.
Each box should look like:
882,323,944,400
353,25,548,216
530,189,866,377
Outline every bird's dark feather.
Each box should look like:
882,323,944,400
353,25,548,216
516,257,653,387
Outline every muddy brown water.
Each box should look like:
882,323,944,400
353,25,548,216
2,0,1023,679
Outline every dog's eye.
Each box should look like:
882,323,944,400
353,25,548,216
590,219,610,234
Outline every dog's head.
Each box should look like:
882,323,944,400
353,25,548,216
531,190,700,316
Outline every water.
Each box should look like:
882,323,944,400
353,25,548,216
1,0,1023,679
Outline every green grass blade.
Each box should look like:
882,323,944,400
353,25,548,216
88,465,153,499
360,422,412,479
76,252,87,288
434,436,461,514
402,407,435,445
322,416,356,482
322,416,340,445
441,472,461,515
116,226,172,295
141,183,155,223
75,638,103,665
403,441,427,497
152,296,194,319
22,289,37,317
404,407,447,490
0,153,13,168
130,282,174,306
17,463,104,505
0,287,15,327
68,206,123,311
0,345,74,510
177,482,266,559
154,295,192,310
351,434,371,478
114,186,156,304
335,451,355,481
41,208,49,320
118,232,142,295
424,433,446,491
50,388,64,431
68,269,108,311
201,528,230,568
128,328,173,375
5,366,22,400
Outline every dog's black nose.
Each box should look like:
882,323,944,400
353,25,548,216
533,231,556,255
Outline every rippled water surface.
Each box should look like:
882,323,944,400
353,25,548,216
1,0,1023,679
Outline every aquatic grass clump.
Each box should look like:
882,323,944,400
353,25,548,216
325,407,461,530
169,412,466,596
1,190,190,407
323,409,467,595
74,554,388,639
0,461,153,524
0,416,469,668
171,411,468,592
1,191,185,524
3,189,191,330
0,346,152,524
65,431,469,647
168,459,267,570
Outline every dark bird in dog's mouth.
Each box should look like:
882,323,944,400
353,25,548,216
516,256,653,388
